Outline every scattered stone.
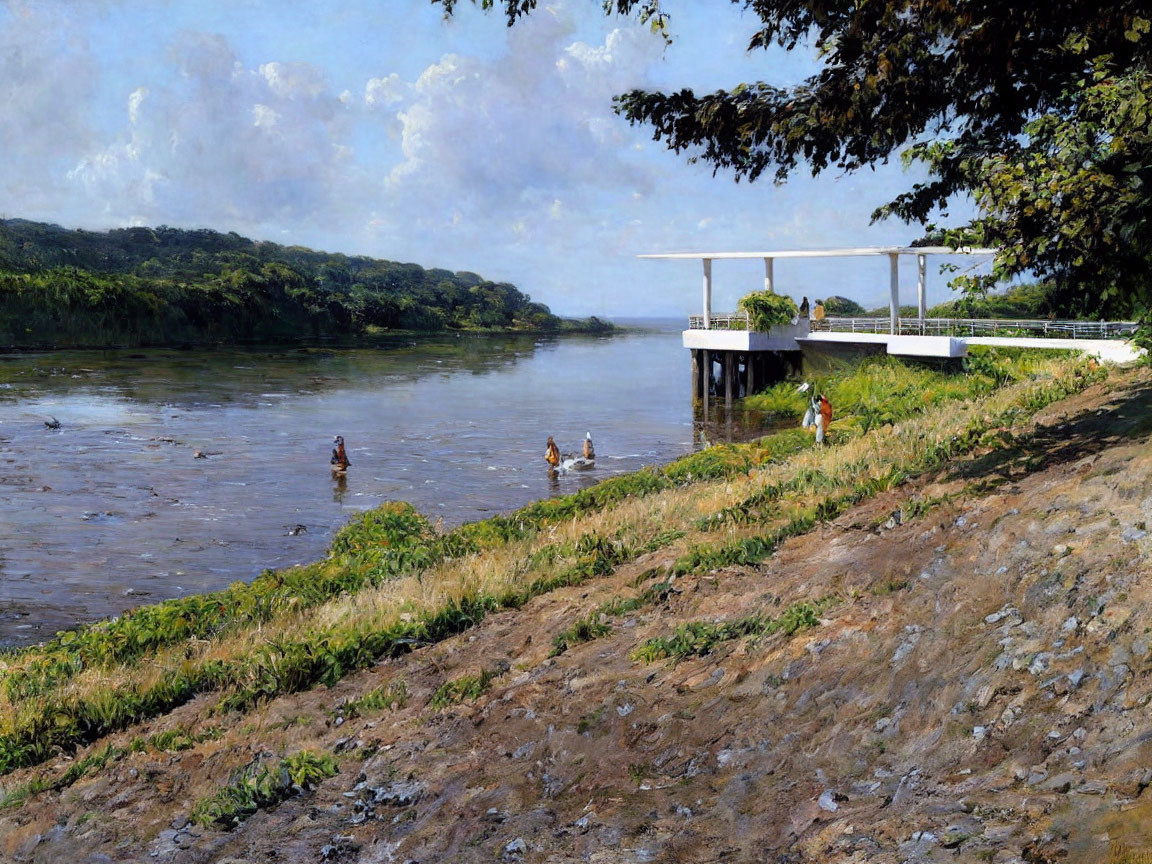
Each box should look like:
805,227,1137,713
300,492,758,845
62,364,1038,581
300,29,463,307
1062,616,1079,633
503,837,527,859
984,606,1020,625
940,830,970,849
1042,772,1075,794
818,790,839,812
1068,668,1086,689
973,726,987,742
370,779,425,807
1029,653,1053,676
891,626,922,666
1122,526,1147,543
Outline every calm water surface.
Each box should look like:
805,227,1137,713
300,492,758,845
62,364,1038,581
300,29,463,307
0,323,773,646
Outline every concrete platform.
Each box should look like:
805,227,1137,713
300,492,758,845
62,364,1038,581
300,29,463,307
684,327,1143,364
682,320,809,352
962,336,1144,364
799,331,967,358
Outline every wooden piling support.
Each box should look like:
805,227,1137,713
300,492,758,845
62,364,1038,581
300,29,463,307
745,352,755,396
690,349,700,402
723,351,734,407
701,349,710,413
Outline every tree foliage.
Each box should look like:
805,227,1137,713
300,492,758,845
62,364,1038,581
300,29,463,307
442,0,1152,320
821,295,866,316
738,290,798,330
0,220,609,347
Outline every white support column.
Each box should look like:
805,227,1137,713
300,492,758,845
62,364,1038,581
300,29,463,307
763,257,774,294
702,258,713,330
916,254,927,324
888,252,900,335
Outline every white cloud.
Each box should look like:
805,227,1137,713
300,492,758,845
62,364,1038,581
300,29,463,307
364,72,405,107
127,86,148,124
251,103,279,128
259,61,327,99
67,29,362,229
374,6,665,251
0,3,98,210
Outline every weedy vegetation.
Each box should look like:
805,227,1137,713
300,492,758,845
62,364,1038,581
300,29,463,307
631,599,833,663
190,750,337,829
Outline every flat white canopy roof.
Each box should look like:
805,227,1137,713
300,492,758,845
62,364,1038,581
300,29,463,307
638,246,996,260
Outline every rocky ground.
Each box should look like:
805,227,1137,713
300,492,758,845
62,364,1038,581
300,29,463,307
3,369,1152,864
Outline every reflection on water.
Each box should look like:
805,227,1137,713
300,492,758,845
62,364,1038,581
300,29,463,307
0,325,786,646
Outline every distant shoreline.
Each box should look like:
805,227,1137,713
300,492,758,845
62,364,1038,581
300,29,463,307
0,321,620,354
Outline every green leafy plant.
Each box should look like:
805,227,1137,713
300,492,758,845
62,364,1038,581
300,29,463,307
190,750,337,829
737,290,799,331
429,668,500,709
631,599,829,664
336,680,408,720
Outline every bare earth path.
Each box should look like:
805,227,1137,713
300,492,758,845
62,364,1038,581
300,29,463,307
4,370,1152,864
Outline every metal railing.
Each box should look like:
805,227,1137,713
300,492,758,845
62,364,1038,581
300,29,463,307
687,313,751,330
689,313,1138,340
816,317,1139,339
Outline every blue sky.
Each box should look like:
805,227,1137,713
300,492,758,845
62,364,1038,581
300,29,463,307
0,0,988,315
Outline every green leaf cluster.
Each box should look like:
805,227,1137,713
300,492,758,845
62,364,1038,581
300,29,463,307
190,750,337,829
738,290,799,331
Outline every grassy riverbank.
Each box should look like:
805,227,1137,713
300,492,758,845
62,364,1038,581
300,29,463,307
0,350,1105,784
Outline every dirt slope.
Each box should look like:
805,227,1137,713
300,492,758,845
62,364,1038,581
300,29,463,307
4,371,1152,864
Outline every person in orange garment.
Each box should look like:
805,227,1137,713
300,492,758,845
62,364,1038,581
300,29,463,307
817,393,833,444
545,436,561,469
330,435,351,473
583,432,595,461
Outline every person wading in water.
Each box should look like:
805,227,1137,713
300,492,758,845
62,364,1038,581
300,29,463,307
331,435,351,473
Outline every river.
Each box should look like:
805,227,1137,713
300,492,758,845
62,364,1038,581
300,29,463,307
0,321,777,647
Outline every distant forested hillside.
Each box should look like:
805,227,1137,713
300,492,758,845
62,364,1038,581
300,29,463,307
0,219,610,347
859,282,1062,320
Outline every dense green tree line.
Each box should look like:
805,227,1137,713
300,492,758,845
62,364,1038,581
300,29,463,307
0,219,609,347
851,283,1056,320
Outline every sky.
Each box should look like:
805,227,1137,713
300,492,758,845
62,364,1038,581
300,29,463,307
0,0,991,316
